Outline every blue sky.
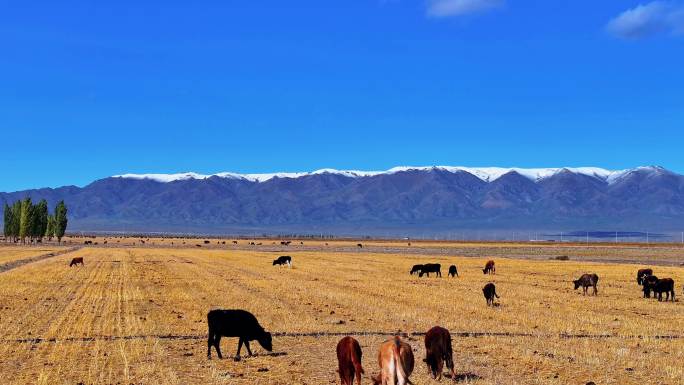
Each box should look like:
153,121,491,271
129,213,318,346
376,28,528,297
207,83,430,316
1,1,683,191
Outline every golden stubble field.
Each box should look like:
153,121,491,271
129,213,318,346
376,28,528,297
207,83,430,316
0,244,682,385
0,246,67,265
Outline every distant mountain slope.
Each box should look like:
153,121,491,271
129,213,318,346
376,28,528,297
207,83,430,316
1,166,683,234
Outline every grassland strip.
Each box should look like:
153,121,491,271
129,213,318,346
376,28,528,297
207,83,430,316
0,246,81,273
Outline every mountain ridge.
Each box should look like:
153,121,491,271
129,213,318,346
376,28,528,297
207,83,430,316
1,166,683,235
111,165,667,185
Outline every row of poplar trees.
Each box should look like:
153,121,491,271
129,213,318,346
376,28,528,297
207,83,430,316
3,199,68,244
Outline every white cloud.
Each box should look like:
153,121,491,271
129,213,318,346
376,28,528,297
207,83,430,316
426,0,504,18
606,1,684,38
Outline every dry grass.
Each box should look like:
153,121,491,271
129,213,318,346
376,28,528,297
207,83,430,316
0,245,682,384
61,236,684,266
0,245,67,265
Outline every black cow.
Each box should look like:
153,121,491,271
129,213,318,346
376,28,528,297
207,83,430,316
483,283,499,306
573,273,599,296
207,309,273,360
636,268,653,285
419,263,441,278
448,265,458,278
643,275,659,298
272,256,292,267
644,278,675,302
409,264,424,276
357,243,363,248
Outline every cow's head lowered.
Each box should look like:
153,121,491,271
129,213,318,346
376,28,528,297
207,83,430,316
257,330,273,352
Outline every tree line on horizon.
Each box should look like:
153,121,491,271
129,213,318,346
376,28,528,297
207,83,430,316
3,199,68,243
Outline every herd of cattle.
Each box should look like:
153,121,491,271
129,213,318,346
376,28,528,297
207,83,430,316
637,268,676,301
207,308,454,385
408,260,500,305
268,255,682,383
64,247,681,383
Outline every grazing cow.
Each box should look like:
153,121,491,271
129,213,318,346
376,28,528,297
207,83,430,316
636,268,653,285
371,336,414,385
419,263,441,278
573,273,599,296
448,265,458,278
336,336,364,385
207,309,273,360
483,260,495,275
483,283,499,306
424,326,456,380
233,241,238,244
272,256,292,267
643,275,660,298
357,243,363,248
644,278,676,302
409,264,424,276
69,257,84,267
204,240,210,244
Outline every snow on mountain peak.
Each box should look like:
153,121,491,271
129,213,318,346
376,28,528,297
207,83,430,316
113,166,662,184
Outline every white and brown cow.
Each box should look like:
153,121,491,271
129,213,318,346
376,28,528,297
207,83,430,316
371,336,414,385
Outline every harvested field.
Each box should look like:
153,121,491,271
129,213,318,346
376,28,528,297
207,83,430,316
0,244,682,384
61,236,684,266
0,245,68,265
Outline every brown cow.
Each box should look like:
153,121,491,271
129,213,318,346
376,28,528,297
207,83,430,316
372,336,414,385
574,273,599,296
336,336,364,385
69,257,84,267
483,260,495,275
424,326,456,380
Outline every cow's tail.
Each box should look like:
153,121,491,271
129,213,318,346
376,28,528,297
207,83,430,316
351,343,364,375
392,337,411,384
494,289,500,299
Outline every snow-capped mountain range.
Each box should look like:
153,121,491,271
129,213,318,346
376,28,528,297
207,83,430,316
2,165,683,235
114,165,663,184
